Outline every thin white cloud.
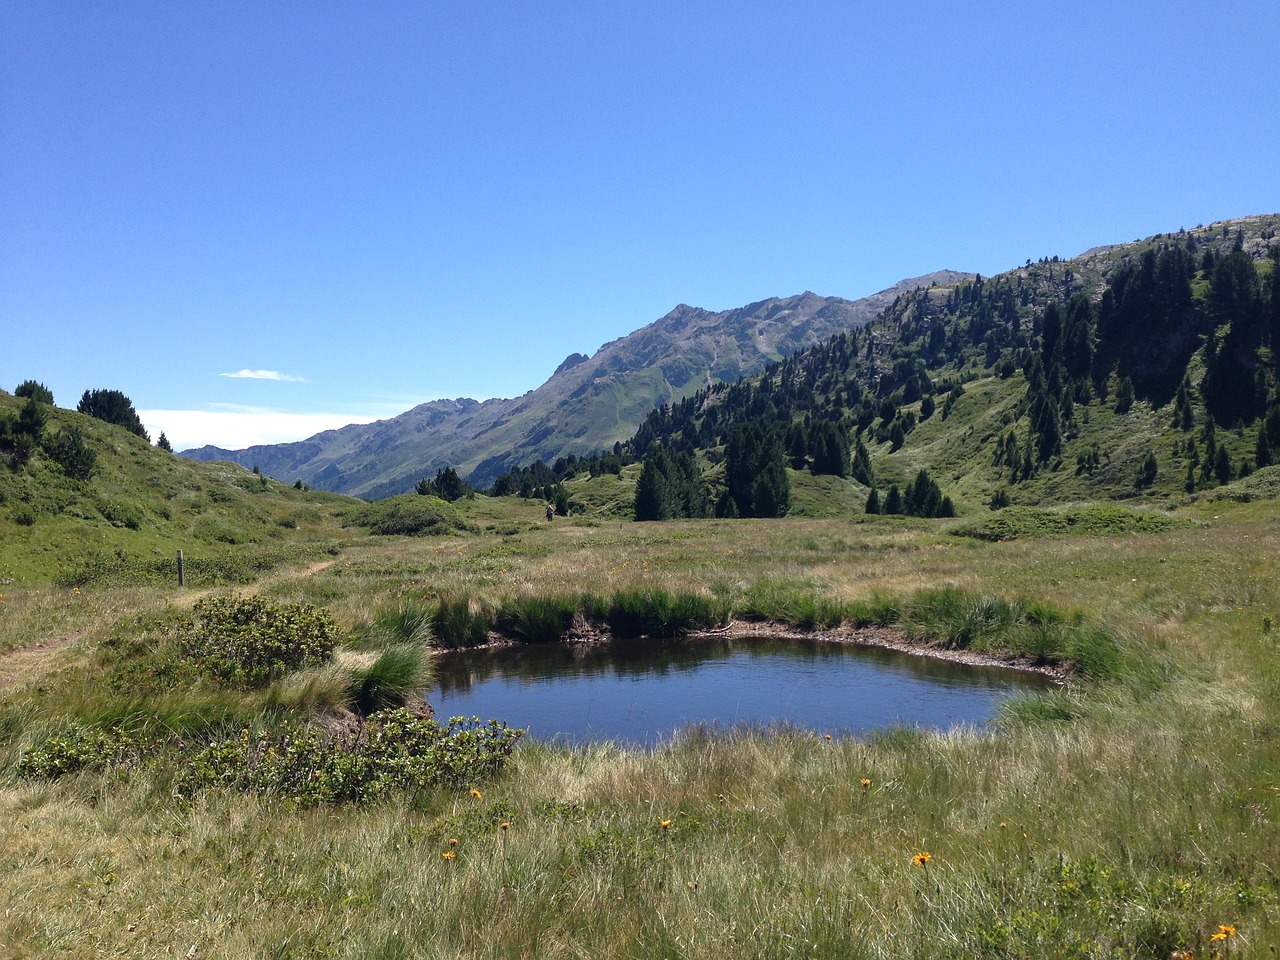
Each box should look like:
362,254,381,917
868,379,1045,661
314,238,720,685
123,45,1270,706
139,408,390,451
219,369,306,382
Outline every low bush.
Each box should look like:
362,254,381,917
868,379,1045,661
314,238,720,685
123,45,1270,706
178,711,523,805
179,595,339,687
55,546,320,588
16,723,152,780
952,505,1189,542
342,495,477,537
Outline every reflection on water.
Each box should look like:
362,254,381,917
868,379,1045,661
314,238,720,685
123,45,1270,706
430,635,1050,747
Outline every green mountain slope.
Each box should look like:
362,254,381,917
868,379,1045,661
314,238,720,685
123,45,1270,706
619,214,1280,516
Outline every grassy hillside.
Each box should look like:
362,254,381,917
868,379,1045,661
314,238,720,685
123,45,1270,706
621,214,1280,518
0,391,356,585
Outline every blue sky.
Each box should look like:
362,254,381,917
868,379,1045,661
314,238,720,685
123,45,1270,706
3,2,1279,450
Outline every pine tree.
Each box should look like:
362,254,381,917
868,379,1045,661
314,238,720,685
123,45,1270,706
77,389,149,440
1214,445,1232,485
14,380,54,405
634,447,673,521
865,488,881,514
883,485,903,515
751,456,791,518
851,437,875,487
44,427,96,480
809,420,849,477
1137,451,1158,488
156,432,173,452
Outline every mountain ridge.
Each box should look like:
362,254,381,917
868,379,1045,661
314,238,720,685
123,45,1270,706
184,271,972,495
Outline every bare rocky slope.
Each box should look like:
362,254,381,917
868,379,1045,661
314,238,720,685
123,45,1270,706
183,271,970,496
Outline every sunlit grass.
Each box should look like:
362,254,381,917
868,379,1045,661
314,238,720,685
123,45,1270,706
2,498,1279,956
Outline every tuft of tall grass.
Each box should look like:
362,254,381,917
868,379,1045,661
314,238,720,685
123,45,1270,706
431,593,494,648
737,580,844,628
497,594,580,644
903,586,1017,649
355,600,434,649
605,588,728,638
346,644,433,715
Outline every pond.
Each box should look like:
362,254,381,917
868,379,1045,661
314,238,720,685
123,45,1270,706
429,635,1052,747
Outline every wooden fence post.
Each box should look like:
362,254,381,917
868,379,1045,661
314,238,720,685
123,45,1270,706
177,550,185,587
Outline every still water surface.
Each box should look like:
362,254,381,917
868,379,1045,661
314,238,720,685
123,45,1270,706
431,636,1050,747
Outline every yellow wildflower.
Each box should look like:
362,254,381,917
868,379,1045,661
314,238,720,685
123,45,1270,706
441,850,456,861
659,819,672,830
448,838,458,846
1210,924,1237,941
912,851,932,866
470,789,482,799
499,821,510,831
860,778,871,790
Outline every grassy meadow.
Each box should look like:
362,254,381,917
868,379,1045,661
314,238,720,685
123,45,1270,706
2,485,1279,957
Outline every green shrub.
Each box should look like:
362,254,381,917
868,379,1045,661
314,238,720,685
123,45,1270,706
179,711,523,805
14,379,54,405
953,505,1189,542
97,498,142,529
179,595,339,687
342,494,477,537
55,547,317,588
17,723,150,780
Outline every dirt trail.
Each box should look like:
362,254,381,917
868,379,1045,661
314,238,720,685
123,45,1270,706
0,559,339,695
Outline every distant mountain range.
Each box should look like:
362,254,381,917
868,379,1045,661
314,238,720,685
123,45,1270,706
182,271,971,495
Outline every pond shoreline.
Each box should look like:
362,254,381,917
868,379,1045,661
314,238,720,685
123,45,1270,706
439,618,1070,684
691,620,1070,683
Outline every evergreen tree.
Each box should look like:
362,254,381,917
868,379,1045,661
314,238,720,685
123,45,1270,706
888,420,906,452
43,427,96,481
77,389,149,440
156,432,173,452
16,397,48,439
1137,451,1158,488
809,419,849,477
1114,377,1135,414
883,485,903,515
1214,445,1232,485
785,421,808,469
1257,428,1273,469
724,422,788,518
634,447,674,521
850,437,875,487
751,454,791,518
14,380,54,405
864,487,881,514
